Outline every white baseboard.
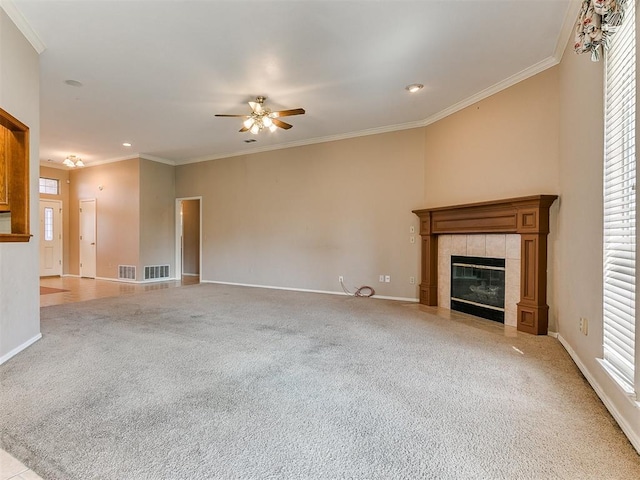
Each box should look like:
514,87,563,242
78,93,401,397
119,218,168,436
557,334,640,454
95,276,137,284
94,276,179,284
201,280,419,303
0,333,42,365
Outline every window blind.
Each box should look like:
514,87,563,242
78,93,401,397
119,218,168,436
603,0,636,392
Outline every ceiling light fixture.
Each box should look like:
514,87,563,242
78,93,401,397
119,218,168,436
122,142,132,147
243,98,279,134
405,83,424,93
63,155,84,167
216,96,305,134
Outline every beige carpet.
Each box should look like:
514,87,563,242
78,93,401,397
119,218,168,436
1,284,639,479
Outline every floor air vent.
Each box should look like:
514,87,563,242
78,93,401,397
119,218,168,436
118,265,136,280
144,265,170,280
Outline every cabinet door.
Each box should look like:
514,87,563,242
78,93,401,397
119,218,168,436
0,127,9,212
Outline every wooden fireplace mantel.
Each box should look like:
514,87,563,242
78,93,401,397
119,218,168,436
412,195,558,335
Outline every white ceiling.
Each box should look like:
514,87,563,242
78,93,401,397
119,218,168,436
6,0,577,168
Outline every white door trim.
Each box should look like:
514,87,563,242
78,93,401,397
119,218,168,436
175,197,202,280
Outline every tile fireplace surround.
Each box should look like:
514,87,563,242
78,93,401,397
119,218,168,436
438,234,520,327
413,195,558,335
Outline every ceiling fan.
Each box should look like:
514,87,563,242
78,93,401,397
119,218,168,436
215,96,305,134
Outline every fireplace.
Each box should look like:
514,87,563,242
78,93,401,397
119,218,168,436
412,195,558,335
450,255,505,323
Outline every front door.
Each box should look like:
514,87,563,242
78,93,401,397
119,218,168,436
39,199,62,276
79,199,96,278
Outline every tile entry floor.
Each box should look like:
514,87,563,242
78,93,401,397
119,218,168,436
1,275,199,480
40,274,199,307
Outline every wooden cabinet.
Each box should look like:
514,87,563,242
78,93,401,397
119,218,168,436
0,126,8,211
0,107,30,242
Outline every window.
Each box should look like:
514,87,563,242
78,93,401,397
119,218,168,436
39,177,59,195
44,207,53,241
603,0,636,394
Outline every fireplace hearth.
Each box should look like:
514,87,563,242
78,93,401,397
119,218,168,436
450,255,505,323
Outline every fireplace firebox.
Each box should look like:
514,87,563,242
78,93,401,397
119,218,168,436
450,255,505,323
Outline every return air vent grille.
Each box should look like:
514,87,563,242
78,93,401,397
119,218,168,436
144,265,170,280
118,265,136,280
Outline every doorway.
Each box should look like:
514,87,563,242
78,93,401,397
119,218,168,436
175,197,201,284
79,199,96,278
39,199,63,276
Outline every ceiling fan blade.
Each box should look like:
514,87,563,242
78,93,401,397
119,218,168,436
272,118,293,130
249,101,264,114
239,126,249,132
272,108,305,118
215,114,250,118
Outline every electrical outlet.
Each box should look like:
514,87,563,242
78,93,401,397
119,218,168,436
339,275,344,283
385,275,391,283
579,317,589,335
409,276,415,284
379,275,385,282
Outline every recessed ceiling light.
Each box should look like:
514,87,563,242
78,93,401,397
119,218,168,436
64,79,83,87
122,142,132,147
405,83,424,93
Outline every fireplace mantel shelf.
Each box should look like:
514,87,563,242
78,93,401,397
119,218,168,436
412,195,558,335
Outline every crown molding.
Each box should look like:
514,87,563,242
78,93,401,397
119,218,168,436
180,7,580,167
0,0,46,54
139,154,176,166
179,52,562,166
20,1,578,170
41,41,567,171
177,119,427,165
421,55,559,128
82,153,175,168
39,160,67,170
414,3,583,129
38,154,174,171
553,0,582,62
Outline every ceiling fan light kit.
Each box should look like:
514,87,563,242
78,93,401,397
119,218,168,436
63,155,84,167
216,96,305,134
405,83,424,93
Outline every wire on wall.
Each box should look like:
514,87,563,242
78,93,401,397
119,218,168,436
340,278,375,298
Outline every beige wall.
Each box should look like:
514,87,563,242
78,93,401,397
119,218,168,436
139,159,175,276
39,166,70,273
176,128,425,298
419,28,639,450
555,19,640,449
7,4,636,446
423,66,560,207
69,159,140,278
181,199,200,275
423,66,561,331
0,8,41,362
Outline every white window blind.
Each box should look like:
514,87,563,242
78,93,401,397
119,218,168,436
603,0,636,392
